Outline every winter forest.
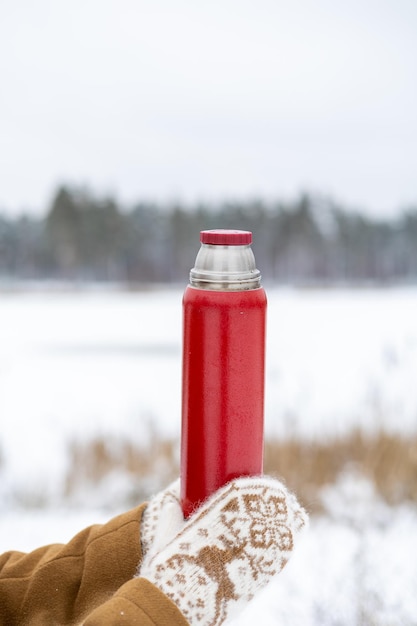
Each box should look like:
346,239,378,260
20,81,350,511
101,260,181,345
2,185,417,285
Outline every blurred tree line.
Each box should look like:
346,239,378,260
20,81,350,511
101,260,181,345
1,185,417,285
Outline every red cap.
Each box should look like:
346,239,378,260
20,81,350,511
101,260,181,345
200,229,252,245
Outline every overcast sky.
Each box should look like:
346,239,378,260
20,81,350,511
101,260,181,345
0,0,416,217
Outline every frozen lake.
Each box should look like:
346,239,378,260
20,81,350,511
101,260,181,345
1,285,417,502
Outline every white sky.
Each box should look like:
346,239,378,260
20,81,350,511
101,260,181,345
0,0,416,217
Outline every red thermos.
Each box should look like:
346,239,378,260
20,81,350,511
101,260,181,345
180,229,267,518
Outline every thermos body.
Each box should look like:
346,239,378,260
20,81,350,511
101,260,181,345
180,230,266,518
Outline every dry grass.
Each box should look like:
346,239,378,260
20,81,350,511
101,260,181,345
65,430,417,512
65,430,179,506
265,430,417,512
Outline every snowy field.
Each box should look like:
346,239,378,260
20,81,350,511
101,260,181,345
1,285,417,624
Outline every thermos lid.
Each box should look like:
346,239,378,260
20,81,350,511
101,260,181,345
200,229,252,245
192,229,260,289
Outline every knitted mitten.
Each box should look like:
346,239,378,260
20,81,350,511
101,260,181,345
139,476,308,626
140,478,183,561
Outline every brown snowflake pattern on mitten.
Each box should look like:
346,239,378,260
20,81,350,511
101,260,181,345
140,476,308,626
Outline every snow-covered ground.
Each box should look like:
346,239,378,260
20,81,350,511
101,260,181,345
1,285,417,624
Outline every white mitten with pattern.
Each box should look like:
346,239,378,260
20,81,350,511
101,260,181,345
138,476,308,626
140,478,183,561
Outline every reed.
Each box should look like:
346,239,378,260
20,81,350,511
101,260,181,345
264,429,417,511
65,429,417,512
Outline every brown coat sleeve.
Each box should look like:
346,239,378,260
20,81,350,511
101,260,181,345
0,504,189,626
